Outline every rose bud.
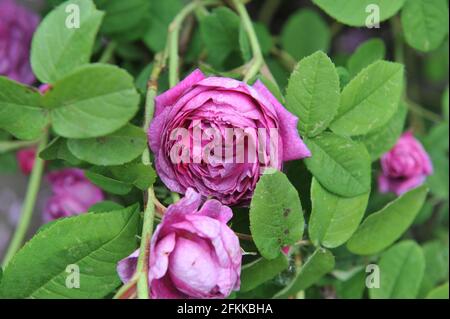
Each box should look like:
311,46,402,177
379,131,433,195
149,69,311,205
44,168,104,221
16,147,36,175
117,188,242,299
0,0,40,84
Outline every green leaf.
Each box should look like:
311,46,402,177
39,137,83,165
304,132,371,197
418,241,449,297
109,163,156,191
286,51,340,137
313,0,407,27
240,255,289,292
67,124,146,166
309,178,369,248
347,186,428,255
274,248,335,298
330,61,404,136
347,38,386,77
0,205,139,298
281,9,330,61
88,200,124,213
336,66,350,90
426,282,449,299
358,102,407,161
249,170,304,259
0,77,48,140
143,0,183,52
85,167,133,195
443,87,449,121
43,64,140,139
200,7,241,68
95,0,150,40
335,268,366,299
31,0,104,83
369,240,425,299
401,0,449,52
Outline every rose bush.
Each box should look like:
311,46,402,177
117,188,241,299
0,0,447,301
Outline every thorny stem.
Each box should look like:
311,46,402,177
2,131,49,267
232,0,264,82
168,0,220,87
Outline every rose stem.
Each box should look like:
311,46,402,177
258,0,281,26
168,0,220,88
2,131,48,267
0,139,38,153
232,0,264,82
98,41,117,64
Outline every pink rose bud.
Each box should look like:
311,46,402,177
0,0,40,84
148,69,311,205
379,131,433,195
44,168,104,221
117,188,242,299
16,147,36,175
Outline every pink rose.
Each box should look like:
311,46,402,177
16,147,36,175
149,69,311,205
117,188,242,299
44,168,104,221
0,0,40,84
379,131,433,195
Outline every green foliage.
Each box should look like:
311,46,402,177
347,186,428,255
286,51,340,137
0,205,140,298
330,61,404,136
43,64,140,139
304,132,372,197
347,39,386,77
0,78,48,140
281,9,330,61
369,241,425,299
401,0,449,52
200,7,241,68
249,170,304,259
313,0,407,26
31,0,104,83
274,248,335,298
67,124,146,166
309,178,369,248
240,255,289,292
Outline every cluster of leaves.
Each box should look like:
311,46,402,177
0,0,448,299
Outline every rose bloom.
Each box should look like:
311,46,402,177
149,69,311,205
117,188,241,299
0,0,39,84
44,168,104,221
16,147,36,175
379,131,433,195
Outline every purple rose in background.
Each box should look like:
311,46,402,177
117,188,242,299
44,168,104,221
379,131,433,195
149,69,311,205
0,0,40,84
336,29,370,54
